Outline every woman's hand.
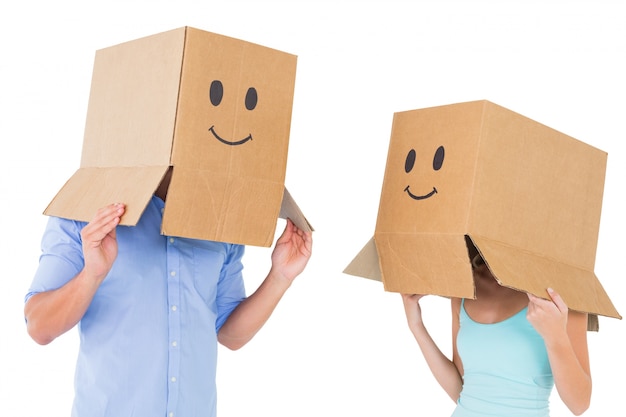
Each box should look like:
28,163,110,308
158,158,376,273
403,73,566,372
527,288,591,415
526,288,568,341
401,293,427,331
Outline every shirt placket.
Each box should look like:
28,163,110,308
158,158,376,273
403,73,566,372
166,236,181,417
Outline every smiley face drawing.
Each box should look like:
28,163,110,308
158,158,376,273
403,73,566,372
163,28,299,245
403,145,445,200
172,29,297,181
376,105,482,236
361,104,483,298
207,80,257,146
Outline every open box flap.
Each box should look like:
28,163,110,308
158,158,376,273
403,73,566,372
44,166,169,225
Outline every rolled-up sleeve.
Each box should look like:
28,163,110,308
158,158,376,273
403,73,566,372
214,244,246,332
25,217,86,303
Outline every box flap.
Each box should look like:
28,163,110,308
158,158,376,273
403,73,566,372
44,166,169,224
471,235,621,319
44,28,185,224
343,233,475,299
161,169,283,246
375,232,475,298
279,188,314,232
81,27,184,168
343,237,382,282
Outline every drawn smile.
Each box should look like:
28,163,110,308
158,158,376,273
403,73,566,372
209,125,253,146
404,185,438,200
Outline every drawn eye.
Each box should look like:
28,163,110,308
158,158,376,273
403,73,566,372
245,87,257,110
209,80,223,106
405,149,416,173
433,146,445,171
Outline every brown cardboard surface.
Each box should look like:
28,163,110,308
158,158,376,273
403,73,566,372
44,26,311,246
344,100,620,321
45,166,168,225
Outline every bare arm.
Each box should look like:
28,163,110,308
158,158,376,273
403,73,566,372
401,294,463,402
527,289,591,415
24,203,125,345
218,219,312,350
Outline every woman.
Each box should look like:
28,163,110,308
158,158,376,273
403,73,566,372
401,253,591,416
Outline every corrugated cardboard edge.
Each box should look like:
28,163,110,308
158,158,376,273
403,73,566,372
344,234,613,331
470,235,620,330
279,187,314,232
44,166,169,225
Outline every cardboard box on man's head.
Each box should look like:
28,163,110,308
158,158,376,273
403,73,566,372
44,26,312,247
344,100,620,327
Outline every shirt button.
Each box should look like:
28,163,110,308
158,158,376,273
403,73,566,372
171,377,177,383
171,341,177,348
170,271,176,277
169,412,174,417
171,305,177,312
169,237,175,244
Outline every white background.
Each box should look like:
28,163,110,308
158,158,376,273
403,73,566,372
1,1,624,416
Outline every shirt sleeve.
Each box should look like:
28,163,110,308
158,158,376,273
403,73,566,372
24,216,86,303
214,244,246,332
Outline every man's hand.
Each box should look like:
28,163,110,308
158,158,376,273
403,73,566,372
269,218,313,284
218,219,312,350
81,203,125,282
25,203,126,345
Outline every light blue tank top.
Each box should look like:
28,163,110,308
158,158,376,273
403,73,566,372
452,299,554,417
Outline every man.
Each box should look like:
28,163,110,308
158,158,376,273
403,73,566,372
24,177,313,416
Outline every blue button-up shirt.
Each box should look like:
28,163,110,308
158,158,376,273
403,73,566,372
26,196,246,417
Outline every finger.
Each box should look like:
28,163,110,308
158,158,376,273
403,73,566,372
84,204,125,241
526,292,553,313
99,204,124,227
288,219,308,243
275,219,293,244
302,231,313,252
92,203,125,227
547,288,568,313
108,222,118,240
527,292,542,304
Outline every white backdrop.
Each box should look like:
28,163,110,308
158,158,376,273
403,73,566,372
1,1,624,416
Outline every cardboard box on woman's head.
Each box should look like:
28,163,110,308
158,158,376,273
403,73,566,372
44,26,311,247
344,100,620,329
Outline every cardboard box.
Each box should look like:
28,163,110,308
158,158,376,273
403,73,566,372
44,26,311,247
344,100,620,326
